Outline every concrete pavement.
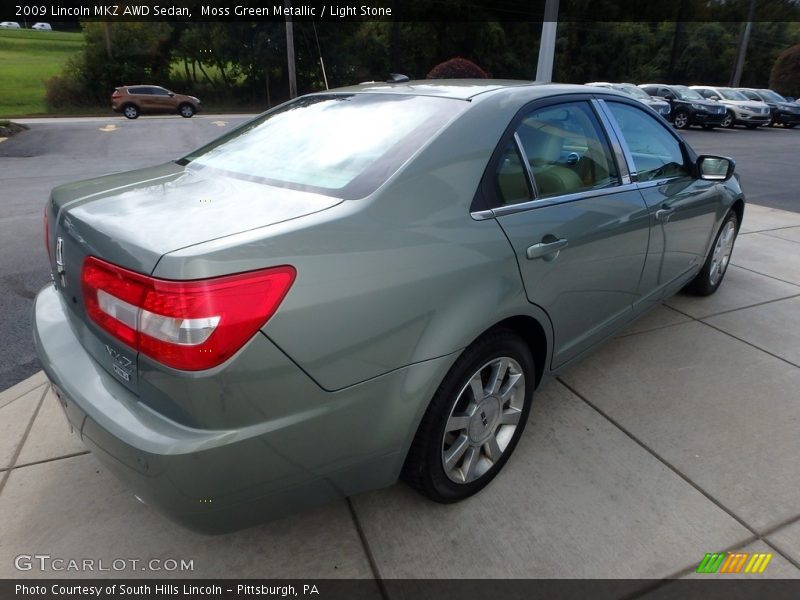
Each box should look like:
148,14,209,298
0,203,799,583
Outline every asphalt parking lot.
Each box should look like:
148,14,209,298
0,115,799,585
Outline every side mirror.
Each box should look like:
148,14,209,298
709,95,720,101
168,92,175,97
697,155,735,181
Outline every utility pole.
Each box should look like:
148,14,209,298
535,0,559,82
285,0,297,99
730,0,757,87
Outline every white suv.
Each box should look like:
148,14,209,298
690,86,771,128
0,22,21,29
31,22,52,31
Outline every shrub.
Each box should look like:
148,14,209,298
769,44,800,98
427,57,490,79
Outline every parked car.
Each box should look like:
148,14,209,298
111,85,201,119
0,21,21,28
639,83,727,129
736,88,800,128
585,82,671,117
35,81,744,532
689,86,770,128
31,22,52,31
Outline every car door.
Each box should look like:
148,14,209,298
483,97,651,368
598,99,720,312
128,87,152,111
148,87,174,112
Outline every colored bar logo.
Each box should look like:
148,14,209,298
696,552,772,574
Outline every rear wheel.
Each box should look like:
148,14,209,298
402,330,535,503
122,104,139,119
673,111,690,129
179,103,195,118
683,211,739,296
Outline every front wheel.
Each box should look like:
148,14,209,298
402,330,535,503
722,112,735,128
683,211,739,296
673,111,690,129
179,103,195,118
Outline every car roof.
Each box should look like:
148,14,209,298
327,79,604,101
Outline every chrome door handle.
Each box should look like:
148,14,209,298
655,207,676,222
526,238,568,260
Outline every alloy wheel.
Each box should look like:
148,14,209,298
441,357,525,484
674,112,689,129
709,219,736,286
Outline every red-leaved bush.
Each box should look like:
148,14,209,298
427,57,490,79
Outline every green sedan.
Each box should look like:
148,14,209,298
34,80,744,532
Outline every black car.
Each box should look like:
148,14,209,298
639,84,727,129
736,88,800,128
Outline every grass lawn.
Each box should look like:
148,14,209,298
0,29,83,117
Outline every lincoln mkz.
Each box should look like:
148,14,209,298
34,81,744,532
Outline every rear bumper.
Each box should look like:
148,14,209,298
33,285,450,532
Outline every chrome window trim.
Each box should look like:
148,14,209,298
513,132,539,198
486,182,641,218
593,99,638,183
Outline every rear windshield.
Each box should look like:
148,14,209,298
674,86,704,101
615,84,651,100
717,88,748,101
179,93,465,199
758,89,786,103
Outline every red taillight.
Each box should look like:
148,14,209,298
43,205,49,256
81,257,295,371
111,90,122,99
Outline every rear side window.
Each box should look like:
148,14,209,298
494,142,532,206
181,93,466,200
606,102,689,182
514,102,619,199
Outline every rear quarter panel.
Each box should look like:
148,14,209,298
154,92,554,391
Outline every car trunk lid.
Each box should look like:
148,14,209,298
46,162,342,392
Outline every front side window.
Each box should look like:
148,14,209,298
180,93,466,199
151,87,171,96
606,102,689,182
514,102,619,199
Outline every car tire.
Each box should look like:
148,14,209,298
179,103,195,118
673,111,690,129
722,112,735,128
402,329,535,503
122,104,139,119
683,210,739,296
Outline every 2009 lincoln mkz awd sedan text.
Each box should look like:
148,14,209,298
34,81,744,532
